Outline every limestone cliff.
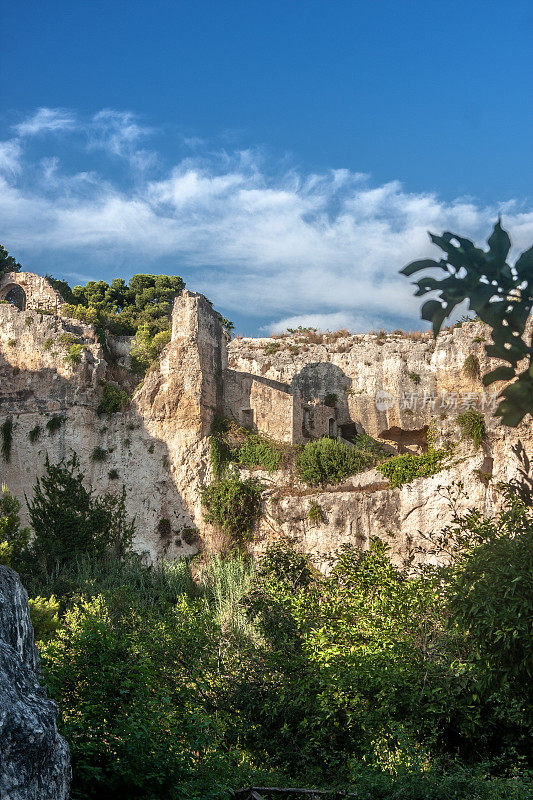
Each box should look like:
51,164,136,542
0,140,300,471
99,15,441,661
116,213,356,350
1,276,532,566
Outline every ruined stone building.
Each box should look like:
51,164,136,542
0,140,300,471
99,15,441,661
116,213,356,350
1,270,532,566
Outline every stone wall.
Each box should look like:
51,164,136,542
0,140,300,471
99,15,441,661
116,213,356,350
1,278,532,567
0,272,64,314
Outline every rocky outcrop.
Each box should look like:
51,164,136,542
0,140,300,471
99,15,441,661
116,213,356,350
0,566,70,800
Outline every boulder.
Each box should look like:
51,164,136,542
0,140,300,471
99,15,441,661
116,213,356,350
0,565,70,800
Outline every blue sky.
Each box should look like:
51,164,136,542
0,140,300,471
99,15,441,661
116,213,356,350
1,0,532,334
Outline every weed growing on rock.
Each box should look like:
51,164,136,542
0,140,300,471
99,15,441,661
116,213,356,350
1,417,13,462
201,477,263,545
456,409,486,448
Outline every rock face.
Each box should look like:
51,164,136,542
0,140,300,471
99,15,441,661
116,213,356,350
0,566,70,800
1,274,532,564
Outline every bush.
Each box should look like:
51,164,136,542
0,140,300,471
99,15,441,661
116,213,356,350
1,417,13,462
296,437,374,486
0,485,30,568
377,449,447,487
323,392,338,407
409,371,421,384
66,343,84,365
97,382,130,415
457,409,486,448
46,415,65,435
308,501,325,525
29,595,60,642
463,354,481,379
236,435,282,471
28,425,41,443
264,342,280,355
91,447,108,462
201,477,263,544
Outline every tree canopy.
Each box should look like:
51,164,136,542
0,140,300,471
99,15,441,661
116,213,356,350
0,244,22,279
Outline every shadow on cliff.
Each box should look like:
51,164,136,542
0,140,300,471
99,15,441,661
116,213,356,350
290,362,354,431
0,347,197,559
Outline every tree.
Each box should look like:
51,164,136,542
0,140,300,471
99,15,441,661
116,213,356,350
0,484,30,567
401,221,533,425
27,455,134,576
0,244,22,279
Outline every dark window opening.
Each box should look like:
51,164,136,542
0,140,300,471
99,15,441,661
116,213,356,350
2,285,26,311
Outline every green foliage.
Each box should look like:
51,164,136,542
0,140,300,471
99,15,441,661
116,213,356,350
26,455,134,582
45,274,77,304
46,415,65,434
1,416,13,462
0,484,30,567
323,392,338,407
463,353,481,379
97,382,130,415
457,409,486,448
201,476,263,544
91,446,108,462
29,595,60,642
107,469,119,480
8,338,16,346
25,316,32,327
58,332,81,346
236,435,282,471
377,448,447,487
17,476,533,797
409,371,421,384
296,436,375,486
401,221,533,425
66,343,84,366
0,243,22,278
221,317,234,340
130,323,171,374
308,501,325,525
264,342,280,355
354,432,390,459
43,337,53,350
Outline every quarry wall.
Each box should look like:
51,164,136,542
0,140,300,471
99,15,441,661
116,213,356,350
1,277,532,566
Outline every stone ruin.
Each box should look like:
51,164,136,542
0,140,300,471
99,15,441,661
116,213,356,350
0,272,65,315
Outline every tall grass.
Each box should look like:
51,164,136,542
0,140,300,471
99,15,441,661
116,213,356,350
201,553,256,635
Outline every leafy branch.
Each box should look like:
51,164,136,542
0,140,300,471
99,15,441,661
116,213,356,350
401,220,533,425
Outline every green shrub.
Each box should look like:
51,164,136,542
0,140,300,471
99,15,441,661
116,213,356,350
97,382,130,415
25,316,32,327
308,501,325,525
456,409,486,448
28,425,41,443
377,449,446,487
236,435,282,471
264,342,280,355
323,392,338,407
201,477,263,544
0,485,30,568
409,371,421,384
354,433,389,459
65,343,84,365
91,447,108,462
296,437,374,486
44,337,54,350
108,469,119,480
1,417,13,462
463,354,480,379
8,339,16,347
29,595,60,642
58,332,81,347
46,415,65,434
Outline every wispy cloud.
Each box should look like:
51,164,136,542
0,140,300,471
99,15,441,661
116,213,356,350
2,107,533,333
14,107,76,137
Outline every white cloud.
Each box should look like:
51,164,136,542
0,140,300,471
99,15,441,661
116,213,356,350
2,107,533,333
0,140,22,173
15,108,76,136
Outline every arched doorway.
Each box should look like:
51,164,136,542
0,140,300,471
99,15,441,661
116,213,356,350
1,284,26,311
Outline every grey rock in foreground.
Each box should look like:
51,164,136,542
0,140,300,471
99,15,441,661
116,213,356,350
0,565,70,800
